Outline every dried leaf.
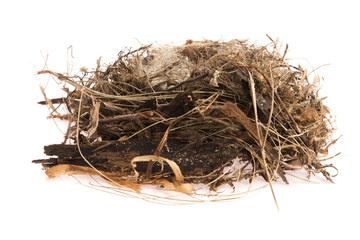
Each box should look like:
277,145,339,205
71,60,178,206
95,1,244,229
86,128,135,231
220,102,274,154
156,179,193,193
46,164,99,178
131,155,185,182
46,164,140,191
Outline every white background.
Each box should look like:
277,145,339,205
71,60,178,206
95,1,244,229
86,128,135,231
1,0,359,239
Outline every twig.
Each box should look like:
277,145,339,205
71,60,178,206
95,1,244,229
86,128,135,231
99,113,140,123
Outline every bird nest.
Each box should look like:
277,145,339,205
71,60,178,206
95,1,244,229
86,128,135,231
34,38,338,203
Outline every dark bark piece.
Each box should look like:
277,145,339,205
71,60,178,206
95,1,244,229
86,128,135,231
35,138,243,178
37,97,66,105
159,90,197,117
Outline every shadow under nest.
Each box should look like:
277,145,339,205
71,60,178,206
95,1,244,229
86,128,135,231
34,39,338,196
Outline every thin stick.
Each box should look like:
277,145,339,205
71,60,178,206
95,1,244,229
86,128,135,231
248,70,262,141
